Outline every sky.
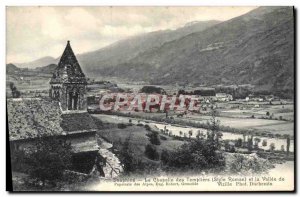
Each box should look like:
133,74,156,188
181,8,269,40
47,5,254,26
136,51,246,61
6,6,257,64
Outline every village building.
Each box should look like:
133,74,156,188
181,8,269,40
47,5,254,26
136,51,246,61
247,94,265,102
8,41,101,174
214,93,233,102
193,88,216,97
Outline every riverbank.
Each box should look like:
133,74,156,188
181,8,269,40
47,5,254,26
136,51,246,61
91,114,294,153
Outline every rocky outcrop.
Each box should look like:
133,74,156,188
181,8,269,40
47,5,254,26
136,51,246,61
90,139,123,179
99,148,123,178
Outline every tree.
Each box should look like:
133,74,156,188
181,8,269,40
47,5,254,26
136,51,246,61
160,149,170,165
183,133,187,138
188,130,193,138
286,135,290,156
118,134,135,174
247,134,253,151
118,133,154,174
225,141,235,153
162,140,225,171
9,82,21,98
207,109,221,149
117,123,127,129
10,147,27,172
269,143,275,152
254,137,261,149
144,144,159,161
24,137,72,187
235,138,243,147
242,133,247,147
196,130,201,140
149,132,161,145
179,131,183,137
275,134,281,138
262,139,267,147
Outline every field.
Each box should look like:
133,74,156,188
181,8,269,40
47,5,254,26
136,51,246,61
218,102,294,121
94,117,185,163
200,101,293,136
92,114,294,152
187,115,294,136
98,97,294,136
95,107,294,137
7,74,295,138
7,75,50,97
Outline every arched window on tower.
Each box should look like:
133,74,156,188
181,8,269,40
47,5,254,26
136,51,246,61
68,90,79,110
73,91,78,110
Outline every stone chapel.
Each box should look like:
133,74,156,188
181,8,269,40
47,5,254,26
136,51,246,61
50,41,87,111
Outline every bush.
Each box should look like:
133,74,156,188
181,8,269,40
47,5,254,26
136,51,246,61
23,137,72,187
188,130,193,138
118,141,134,173
145,144,159,161
269,143,275,151
118,135,158,175
235,138,243,147
160,135,167,140
229,153,272,175
144,124,151,131
148,132,161,145
161,149,170,165
9,82,21,98
10,148,27,172
262,139,267,147
162,140,225,171
117,123,127,129
254,137,261,149
225,141,236,153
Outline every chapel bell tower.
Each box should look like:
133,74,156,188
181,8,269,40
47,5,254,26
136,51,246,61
50,41,87,111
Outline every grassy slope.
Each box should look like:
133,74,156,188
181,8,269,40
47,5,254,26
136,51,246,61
95,122,184,163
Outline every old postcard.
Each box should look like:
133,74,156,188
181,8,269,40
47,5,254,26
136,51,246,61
6,6,295,192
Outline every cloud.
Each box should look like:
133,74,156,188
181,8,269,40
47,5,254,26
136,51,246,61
6,6,256,64
64,8,101,34
100,24,146,39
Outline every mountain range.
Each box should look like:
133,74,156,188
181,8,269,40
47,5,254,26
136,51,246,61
9,6,294,96
15,56,56,69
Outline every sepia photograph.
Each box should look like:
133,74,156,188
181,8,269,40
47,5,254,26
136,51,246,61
6,5,295,192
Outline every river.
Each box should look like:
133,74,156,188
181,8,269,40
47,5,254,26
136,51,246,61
92,114,294,152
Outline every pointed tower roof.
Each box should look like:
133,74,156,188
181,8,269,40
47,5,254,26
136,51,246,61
50,41,87,84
